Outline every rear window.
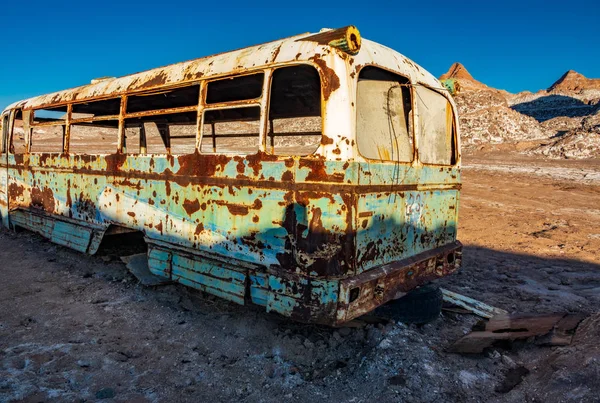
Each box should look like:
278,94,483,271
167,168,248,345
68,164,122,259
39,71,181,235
356,67,413,162
415,86,455,165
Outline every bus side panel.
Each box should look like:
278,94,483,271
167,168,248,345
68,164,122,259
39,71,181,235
356,163,460,274
7,155,34,222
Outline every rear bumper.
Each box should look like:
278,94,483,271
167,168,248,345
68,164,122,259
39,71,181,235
334,241,462,325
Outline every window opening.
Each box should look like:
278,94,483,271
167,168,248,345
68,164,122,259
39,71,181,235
124,111,197,155
415,85,454,165
1,114,9,153
124,85,200,155
356,67,413,162
268,65,322,156
200,106,261,154
11,109,27,154
31,106,66,153
206,73,263,104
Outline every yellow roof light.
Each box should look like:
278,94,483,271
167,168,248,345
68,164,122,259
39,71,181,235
300,26,361,55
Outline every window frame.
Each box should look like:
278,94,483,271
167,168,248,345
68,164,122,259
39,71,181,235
9,62,326,157
265,64,323,156
1,112,9,154
354,64,415,165
9,108,27,155
29,106,67,154
198,70,270,156
414,83,458,167
67,98,121,155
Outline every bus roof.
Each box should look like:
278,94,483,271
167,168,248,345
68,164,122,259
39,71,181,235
3,27,443,113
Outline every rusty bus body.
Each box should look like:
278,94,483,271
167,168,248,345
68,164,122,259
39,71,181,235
0,26,461,325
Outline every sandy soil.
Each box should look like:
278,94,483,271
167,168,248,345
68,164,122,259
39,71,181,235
1,152,599,402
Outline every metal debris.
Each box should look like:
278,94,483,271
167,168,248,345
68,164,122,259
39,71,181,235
120,254,171,286
441,288,507,318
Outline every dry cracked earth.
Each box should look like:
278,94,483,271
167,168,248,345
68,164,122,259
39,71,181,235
1,152,599,403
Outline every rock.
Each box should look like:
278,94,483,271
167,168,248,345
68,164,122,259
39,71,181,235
95,388,116,399
501,355,518,369
495,366,530,394
338,327,352,337
107,352,129,362
388,372,407,386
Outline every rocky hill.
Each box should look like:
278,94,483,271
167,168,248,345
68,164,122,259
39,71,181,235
444,64,600,159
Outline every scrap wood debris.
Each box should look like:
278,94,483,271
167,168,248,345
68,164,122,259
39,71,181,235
448,312,588,354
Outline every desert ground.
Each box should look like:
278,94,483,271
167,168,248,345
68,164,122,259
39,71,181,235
1,151,599,402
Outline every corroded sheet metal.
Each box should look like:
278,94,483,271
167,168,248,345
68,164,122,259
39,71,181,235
2,150,460,324
337,241,462,324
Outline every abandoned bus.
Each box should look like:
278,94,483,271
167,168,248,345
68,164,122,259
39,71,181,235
0,26,461,325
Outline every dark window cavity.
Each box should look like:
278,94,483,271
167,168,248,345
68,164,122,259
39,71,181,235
127,85,200,113
206,73,264,104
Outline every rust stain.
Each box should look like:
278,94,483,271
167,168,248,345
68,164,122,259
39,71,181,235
183,199,201,215
30,187,56,213
311,55,340,101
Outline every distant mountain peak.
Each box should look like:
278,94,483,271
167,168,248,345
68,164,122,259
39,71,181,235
440,62,488,90
440,62,475,81
548,70,600,92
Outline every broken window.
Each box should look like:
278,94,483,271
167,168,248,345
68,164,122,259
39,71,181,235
124,113,198,155
30,107,66,153
72,98,120,118
200,107,261,154
200,73,264,155
356,67,413,162
124,86,200,155
70,121,119,154
1,114,8,153
206,74,263,104
415,85,454,165
127,85,200,113
268,65,322,156
10,109,27,154
70,98,121,154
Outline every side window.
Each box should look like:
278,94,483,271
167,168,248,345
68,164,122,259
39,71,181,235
70,98,121,154
30,107,66,153
201,107,261,154
124,85,200,155
415,86,454,165
356,67,413,162
1,114,8,153
200,73,264,155
11,109,27,154
268,65,322,156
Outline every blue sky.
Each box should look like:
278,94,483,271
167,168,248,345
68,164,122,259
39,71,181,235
1,0,598,109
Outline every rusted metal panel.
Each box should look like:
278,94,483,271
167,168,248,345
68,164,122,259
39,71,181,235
9,209,103,254
337,242,462,324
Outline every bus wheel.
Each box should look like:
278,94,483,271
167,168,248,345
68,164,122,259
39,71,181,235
376,283,443,324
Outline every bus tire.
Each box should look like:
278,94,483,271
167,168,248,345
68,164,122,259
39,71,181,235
377,283,443,324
